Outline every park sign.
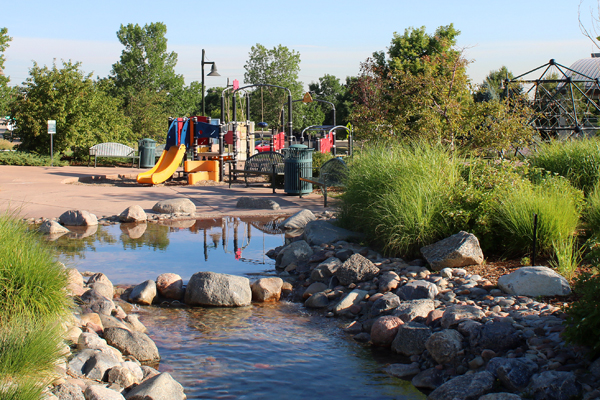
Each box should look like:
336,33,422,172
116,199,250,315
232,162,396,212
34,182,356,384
47,120,56,135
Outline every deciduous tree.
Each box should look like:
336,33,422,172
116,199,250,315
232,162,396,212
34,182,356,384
0,27,13,116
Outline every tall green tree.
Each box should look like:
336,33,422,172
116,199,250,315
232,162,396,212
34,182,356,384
110,22,184,139
243,44,304,130
474,66,517,102
308,74,349,126
0,28,13,117
13,61,133,155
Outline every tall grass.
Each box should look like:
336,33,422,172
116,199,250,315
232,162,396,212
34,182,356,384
490,176,582,257
339,142,462,257
529,138,600,195
0,214,71,398
584,180,600,237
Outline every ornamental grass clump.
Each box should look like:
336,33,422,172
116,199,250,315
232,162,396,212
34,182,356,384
339,142,462,257
529,137,600,195
490,175,582,258
0,214,71,398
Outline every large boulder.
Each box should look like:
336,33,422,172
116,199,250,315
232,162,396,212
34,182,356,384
87,273,114,296
184,271,251,307
420,231,483,271
334,253,380,286
82,351,122,380
156,273,184,300
59,210,98,226
428,371,495,400
497,266,571,297
275,240,313,269
103,327,160,363
80,289,115,316
251,277,283,302
469,321,524,353
280,209,315,229
39,220,69,234
236,197,280,210
152,198,196,214
302,220,363,246
119,205,147,222
425,329,464,365
124,372,186,400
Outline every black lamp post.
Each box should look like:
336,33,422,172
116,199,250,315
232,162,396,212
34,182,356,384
201,49,220,116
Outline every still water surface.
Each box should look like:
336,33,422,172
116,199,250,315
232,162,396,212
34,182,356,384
49,217,425,399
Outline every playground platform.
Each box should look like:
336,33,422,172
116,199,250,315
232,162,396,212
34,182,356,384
0,165,330,220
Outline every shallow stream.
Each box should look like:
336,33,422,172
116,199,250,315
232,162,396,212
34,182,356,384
49,217,425,399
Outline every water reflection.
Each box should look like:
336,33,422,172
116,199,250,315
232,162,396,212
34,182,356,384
138,303,425,400
50,216,288,285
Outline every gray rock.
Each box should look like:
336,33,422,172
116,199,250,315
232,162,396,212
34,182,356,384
68,348,97,376
371,316,404,347
396,280,439,300
333,289,368,315
425,329,464,365
52,381,85,400
493,357,539,392
441,304,486,329
98,314,131,331
129,280,157,305
80,289,115,316
235,197,280,210
251,277,283,302
103,327,160,363
384,362,421,379
528,370,582,400
77,332,111,351
184,271,251,307
84,385,126,400
124,372,186,400
411,368,446,390
119,205,147,222
310,257,342,282
369,292,402,318
478,394,522,400
152,198,196,214
378,271,401,292
391,321,432,356
420,231,484,271
428,371,495,400
393,299,435,322
280,209,315,229
59,210,98,226
334,253,379,286
302,220,364,246
275,240,313,269
469,321,524,353
38,220,70,234
82,351,121,380
155,273,184,300
497,266,571,297
304,292,330,308
107,365,140,389
303,282,328,299
87,273,114,295
124,314,147,333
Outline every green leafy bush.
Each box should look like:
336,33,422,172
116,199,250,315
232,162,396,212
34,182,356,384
563,272,600,358
339,141,462,257
529,138,600,195
0,151,67,166
311,151,333,177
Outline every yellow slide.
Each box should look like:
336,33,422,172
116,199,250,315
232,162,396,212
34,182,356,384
137,144,186,185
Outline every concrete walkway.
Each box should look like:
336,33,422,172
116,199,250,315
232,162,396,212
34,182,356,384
0,165,332,220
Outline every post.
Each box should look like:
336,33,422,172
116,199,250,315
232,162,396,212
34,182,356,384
532,213,538,266
202,49,206,116
287,93,293,147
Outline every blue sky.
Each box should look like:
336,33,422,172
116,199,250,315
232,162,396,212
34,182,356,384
2,0,598,90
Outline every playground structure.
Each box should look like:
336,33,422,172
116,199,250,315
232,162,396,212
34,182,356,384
507,58,600,139
136,83,352,186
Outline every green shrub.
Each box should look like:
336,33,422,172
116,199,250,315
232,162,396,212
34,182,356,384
529,138,600,195
339,141,462,257
0,214,71,395
490,175,583,257
0,139,14,151
0,151,67,166
312,151,334,177
563,272,600,358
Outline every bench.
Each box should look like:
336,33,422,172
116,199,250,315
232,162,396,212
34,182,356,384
228,151,284,193
299,157,349,207
89,143,138,168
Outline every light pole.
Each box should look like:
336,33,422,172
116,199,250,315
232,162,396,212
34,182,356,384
201,49,220,117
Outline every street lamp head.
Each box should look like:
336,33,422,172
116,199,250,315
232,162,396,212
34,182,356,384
207,64,220,77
